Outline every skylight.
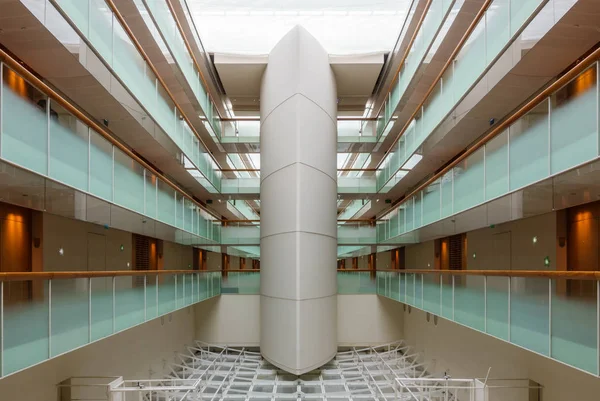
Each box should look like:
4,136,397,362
188,0,414,55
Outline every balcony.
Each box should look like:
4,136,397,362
0,270,221,377
377,269,600,376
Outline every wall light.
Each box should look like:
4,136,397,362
532,236,538,244
58,247,64,256
472,252,476,259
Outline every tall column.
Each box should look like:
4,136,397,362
260,26,337,375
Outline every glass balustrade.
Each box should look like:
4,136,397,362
220,175,378,194
221,271,261,294
143,0,222,139
49,0,222,192
337,222,377,245
220,222,378,245
376,0,456,140
377,271,600,376
378,61,599,243
0,271,221,377
0,62,221,244
337,271,377,294
219,119,378,144
218,270,377,295
376,0,546,192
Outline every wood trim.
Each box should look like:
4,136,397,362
375,269,600,280
222,219,375,223
164,0,224,121
0,49,221,221
0,270,208,282
378,46,600,219
5,269,593,281
375,0,493,170
219,117,379,122
221,168,379,172
373,0,434,120
226,269,259,273
101,0,222,171
337,269,373,272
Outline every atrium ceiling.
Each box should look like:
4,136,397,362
187,0,414,55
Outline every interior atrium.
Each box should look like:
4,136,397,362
0,0,599,399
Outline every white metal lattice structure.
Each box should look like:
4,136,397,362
107,341,436,401
59,342,541,401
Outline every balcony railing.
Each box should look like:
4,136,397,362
221,270,377,295
0,270,221,378
220,118,379,144
375,0,547,192
48,0,223,191
221,221,383,246
0,52,222,244
377,48,600,243
377,269,600,376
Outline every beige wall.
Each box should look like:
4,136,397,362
43,213,132,272
402,212,558,271
376,251,392,269
206,250,222,270
194,294,405,347
405,241,435,269
43,213,196,272
195,295,260,346
403,308,600,401
163,240,193,270
467,212,557,271
0,307,196,401
337,295,404,346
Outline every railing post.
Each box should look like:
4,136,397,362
413,273,416,306
405,272,407,303
48,279,52,358
439,273,442,317
144,275,147,321
548,278,552,357
421,274,424,308
175,274,178,309
0,281,3,377
452,275,455,321
112,276,116,334
508,277,511,342
155,274,159,317
484,275,487,333
88,277,92,343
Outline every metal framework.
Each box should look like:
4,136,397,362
59,342,542,401
108,341,433,401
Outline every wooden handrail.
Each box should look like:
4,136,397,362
220,219,376,223
0,270,217,282
375,0,493,170
337,269,373,272
101,0,223,172
221,168,379,172
219,117,380,122
376,269,600,280
378,45,600,219
165,0,224,122
2,269,597,281
372,0,433,121
0,49,220,222
224,269,260,273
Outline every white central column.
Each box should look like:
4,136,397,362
259,26,338,375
